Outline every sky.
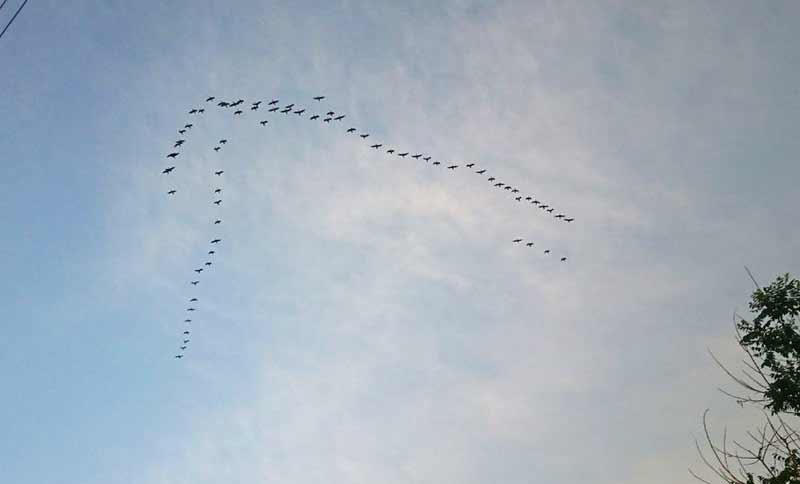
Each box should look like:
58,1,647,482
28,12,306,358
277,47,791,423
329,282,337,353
1,1,799,483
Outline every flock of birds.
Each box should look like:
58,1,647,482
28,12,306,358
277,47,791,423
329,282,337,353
161,95,574,359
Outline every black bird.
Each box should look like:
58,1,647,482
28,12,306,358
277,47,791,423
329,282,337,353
525,197,532,201
190,298,198,302
412,154,422,159
214,170,224,176
162,166,176,174
310,115,320,120
214,147,221,152
214,188,222,193
423,156,431,162
511,189,519,193
167,152,179,158
370,144,382,149
251,105,259,111
346,127,356,133
233,99,244,106
187,307,196,310
185,124,193,129
183,339,190,344
313,96,325,101
560,257,567,262
211,239,221,244
185,319,191,323
180,346,187,350
398,152,408,157
260,120,268,125
387,149,395,154
432,161,441,165
294,109,305,115
488,177,496,181
218,101,229,107
167,190,177,195
494,183,504,187
532,200,540,205
189,109,198,114
183,331,190,335
284,103,295,109
194,268,203,273
565,218,574,222
513,239,523,243
360,134,369,139
174,140,185,147
205,262,212,266
214,220,221,224
334,115,345,121
280,108,291,113
515,196,522,201
234,110,243,115
546,208,554,213
544,250,551,254
540,204,549,209
208,250,215,255
504,186,512,191
447,165,458,170
268,99,279,105
323,117,332,122
466,163,475,168
199,108,205,113
206,96,215,102
175,355,183,359
191,281,199,285
252,101,262,106
219,139,228,144
476,169,486,174
268,107,279,112
526,242,534,247
555,214,565,219
326,111,334,116
213,200,222,205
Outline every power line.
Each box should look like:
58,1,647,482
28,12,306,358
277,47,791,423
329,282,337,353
0,1,8,12
0,0,30,41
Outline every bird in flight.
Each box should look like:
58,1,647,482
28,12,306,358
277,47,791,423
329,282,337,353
280,108,291,114
310,115,320,120
191,280,199,285
294,109,305,115
269,107,279,112
513,239,523,243
526,242,534,247
252,101,262,107
511,188,519,193
488,177,496,182
180,346,187,350
205,262,212,266
187,306,196,311
466,163,475,168
178,129,186,135
323,117,332,122
260,120,268,126
167,152,179,158
213,199,222,205
234,110,243,115
515,196,522,201
208,250,215,255
174,140,185,147
560,257,567,262
555,214,565,219
284,103,295,109
219,139,227,144
412,154,422,159
504,186,513,191
162,166,175,174
398,152,408,157
476,169,486,174
184,124,193,129
167,190,177,195
214,146,221,152
360,134,369,138
564,218,574,222
198,108,205,113
347,128,356,133
184,319,191,323
211,239,221,244
313,96,325,101
546,208,554,213
544,250,551,254
190,298,198,302
214,170,224,176
334,115,345,121
189,109,198,114
326,111,334,116
432,161,441,165
214,220,221,225
175,355,183,359
494,183,504,187
387,149,395,154
214,188,222,193
268,99,279,105
194,268,203,273
370,144,382,149
183,339,190,344
183,331,190,335
206,96,215,102
423,156,431,162
447,165,458,170
217,101,229,107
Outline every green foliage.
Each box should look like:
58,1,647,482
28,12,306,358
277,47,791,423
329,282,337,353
744,451,800,484
738,274,800,415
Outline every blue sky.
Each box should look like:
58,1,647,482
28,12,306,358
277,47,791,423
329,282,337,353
1,1,799,483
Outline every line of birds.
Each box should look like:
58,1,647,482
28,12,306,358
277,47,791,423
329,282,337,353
161,94,573,359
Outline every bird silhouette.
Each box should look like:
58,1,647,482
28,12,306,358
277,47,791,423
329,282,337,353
370,144,382,149
513,239,523,243
198,108,205,113
294,109,305,115
347,128,356,133
180,346,187,350
323,117,332,122
495,183,504,187
310,115,320,120
208,250,215,255
334,115,345,121
191,281,199,285
211,239,221,244
360,134,369,139
174,140,185,147
488,177,496,181
167,190,177,195
280,108,291,114
423,156,431,162
214,220,221,224
526,242,534,247
194,268,203,273
217,101,229,107
162,166,175,174
184,124,193,129
476,169,487,174
284,103,295,109
205,262,212,266
175,355,183,359
219,139,227,144
313,96,325,101
178,129,186,134
447,165,458,170
206,96,215,102
432,161,441,165
326,111,334,116
187,307,196,311
564,218,574,222
260,120,268,126
184,319,191,323
190,298,198,302
214,147,221,152
412,154,422,159
214,188,222,193
398,152,408,157
560,257,567,262
387,149,395,154
268,107,279,112
189,109,198,114
214,171,224,176
183,331,190,335
167,152,179,158
268,99,279,105
544,250,550,254
234,110,243,115
183,339,190,344
555,214,565,219
515,196,522,201
213,200,222,205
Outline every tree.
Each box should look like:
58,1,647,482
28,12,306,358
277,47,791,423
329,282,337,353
692,273,800,484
